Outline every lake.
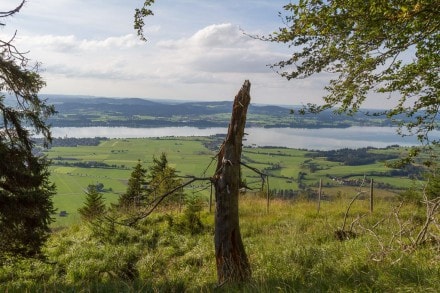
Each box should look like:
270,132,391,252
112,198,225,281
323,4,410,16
47,126,440,150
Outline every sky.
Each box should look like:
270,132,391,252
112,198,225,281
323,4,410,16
1,0,382,107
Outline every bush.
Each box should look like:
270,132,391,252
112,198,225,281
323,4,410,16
170,195,205,235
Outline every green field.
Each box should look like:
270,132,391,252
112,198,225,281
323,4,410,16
46,137,215,225
45,137,415,226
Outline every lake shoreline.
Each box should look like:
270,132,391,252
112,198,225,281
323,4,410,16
37,126,440,151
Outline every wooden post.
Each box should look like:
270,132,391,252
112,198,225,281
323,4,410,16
317,178,322,213
209,182,213,213
213,80,252,283
266,175,270,213
370,178,374,213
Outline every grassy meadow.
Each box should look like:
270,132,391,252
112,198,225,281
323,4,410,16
1,196,438,291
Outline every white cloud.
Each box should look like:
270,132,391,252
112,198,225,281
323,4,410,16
79,34,144,50
44,62,147,80
155,23,287,76
189,23,249,48
16,34,144,52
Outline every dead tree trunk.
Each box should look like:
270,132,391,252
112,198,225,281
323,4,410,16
213,80,252,284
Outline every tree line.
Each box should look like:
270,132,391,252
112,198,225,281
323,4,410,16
34,137,106,147
51,159,128,170
306,147,400,166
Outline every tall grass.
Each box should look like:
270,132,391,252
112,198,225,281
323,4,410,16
1,196,439,292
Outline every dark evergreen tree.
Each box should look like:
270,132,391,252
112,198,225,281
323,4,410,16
118,160,148,208
0,155,55,257
426,171,440,201
0,1,56,258
78,185,106,222
147,152,183,205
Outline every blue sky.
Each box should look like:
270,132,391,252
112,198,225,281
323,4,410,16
1,0,386,107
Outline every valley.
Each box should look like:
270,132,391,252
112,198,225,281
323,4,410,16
43,136,420,226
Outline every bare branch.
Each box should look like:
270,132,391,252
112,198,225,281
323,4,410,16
0,0,26,19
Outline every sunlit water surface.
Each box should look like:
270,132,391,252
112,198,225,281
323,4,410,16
45,126,440,150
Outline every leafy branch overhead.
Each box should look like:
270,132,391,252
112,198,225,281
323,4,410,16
266,0,439,145
134,0,155,42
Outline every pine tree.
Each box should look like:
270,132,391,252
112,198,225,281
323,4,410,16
0,156,56,257
118,160,148,209
0,1,56,259
148,152,184,205
426,171,440,201
78,185,106,222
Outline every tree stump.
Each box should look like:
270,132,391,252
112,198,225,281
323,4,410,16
213,80,252,284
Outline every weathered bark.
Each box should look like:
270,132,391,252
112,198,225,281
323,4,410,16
213,80,252,284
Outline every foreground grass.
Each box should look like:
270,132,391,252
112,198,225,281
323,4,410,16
1,196,439,292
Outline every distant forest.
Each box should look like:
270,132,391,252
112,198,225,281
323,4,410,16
306,147,399,166
33,137,106,147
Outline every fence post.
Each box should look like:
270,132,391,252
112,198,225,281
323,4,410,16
266,176,270,213
317,178,322,213
370,178,374,213
209,182,213,213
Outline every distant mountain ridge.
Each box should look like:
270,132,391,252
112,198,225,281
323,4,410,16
41,94,291,117
3,93,414,128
